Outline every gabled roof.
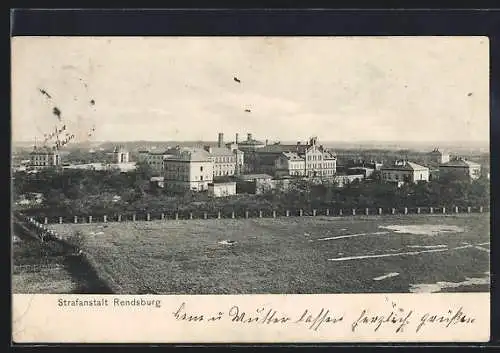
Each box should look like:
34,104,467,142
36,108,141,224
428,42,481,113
165,147,212,162
440,159,481,168
280,152,304,161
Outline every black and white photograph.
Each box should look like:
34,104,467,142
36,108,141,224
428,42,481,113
11,36,490,298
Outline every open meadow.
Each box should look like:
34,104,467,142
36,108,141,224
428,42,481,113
48,213,490,294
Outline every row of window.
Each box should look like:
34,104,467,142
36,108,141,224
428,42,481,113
214,157,235,163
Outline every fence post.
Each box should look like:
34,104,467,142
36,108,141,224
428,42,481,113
339,209,343,216
175,212,179,220
231,211,235,219
218,211,221,219
479,206,483,213
118,214,122,222
44,217,48,225
454,206,459,214
404,207,408,215
378,208,383,215
313,209,317,217
467,206,471,213
429,207,433,214
286,210,290,217
147,213,151,221
190,212,193,220
204,212,208,220
161,213,165,220
74,216,78,224
391,208,396,215
417,207,421,214
365,208,369,216
245,210,249,219
325,209,330,216
88,216,92,223
299,209,303,217
103,215,107,223
442,207,446,214
259,210,263,218
59,217,63,224
273,210,277,218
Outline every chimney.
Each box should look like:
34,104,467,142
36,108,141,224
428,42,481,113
247,133,253,141
218,133,224,148
265,139,268,146
235,133,239,144
297,141,301,145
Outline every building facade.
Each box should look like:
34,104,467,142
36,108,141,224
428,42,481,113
439,158,481,181
163,148,214,192
208,182,237,197
29,147,61,170
113,146,130,164
271,137,337,177
381,160,430,184
429,148,450,165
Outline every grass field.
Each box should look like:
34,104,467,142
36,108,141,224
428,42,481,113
48,213,490,294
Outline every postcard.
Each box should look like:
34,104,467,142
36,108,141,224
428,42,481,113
11,36,490,343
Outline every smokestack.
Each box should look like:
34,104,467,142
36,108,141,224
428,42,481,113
218,133,224,148
265,139,268,146
247,133,253,141
235,133,239,144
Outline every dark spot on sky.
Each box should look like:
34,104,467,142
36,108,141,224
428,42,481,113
39,88,52,99
404,85,408,88
90,99,95,106
233,76,241,83
468,92,473,96
244,109,251,113
53,107,61,119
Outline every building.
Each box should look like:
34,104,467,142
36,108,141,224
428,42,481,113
381,160,430,184
429,148,450,165
347,167,375,179
333,174,365,187
150,176,165,188
29,146,61,170
62,162,137,172
261,137,337,177
113,146,130,164
208,182,237,197
163,147,214,192
439,158,481,181
136,150,175,175
275,152,306,177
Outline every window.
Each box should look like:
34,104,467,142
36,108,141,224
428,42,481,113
200,175,203,181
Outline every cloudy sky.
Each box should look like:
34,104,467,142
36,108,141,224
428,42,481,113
12,36,489,144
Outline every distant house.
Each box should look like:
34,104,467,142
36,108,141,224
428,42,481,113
150,176,165,188
347,167,374,179
381,160,429,184
29,146,61,170
208,182,237,197
429,148,450,165
439,158,481,181
163,147,214,192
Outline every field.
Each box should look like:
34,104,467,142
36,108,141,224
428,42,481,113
48,213,490,294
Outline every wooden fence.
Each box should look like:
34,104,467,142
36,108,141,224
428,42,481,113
22,205,489,226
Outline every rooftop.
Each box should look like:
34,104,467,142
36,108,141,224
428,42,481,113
381,161,428,171
440,159,481,168
206,147,234,157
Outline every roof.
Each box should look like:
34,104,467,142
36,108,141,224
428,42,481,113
440,159,481,168
208,147,234,157
150,176,164,182
164,147,211,162
381,161,428,171
280,152,304,161
237,173,273,180
30,147,57,155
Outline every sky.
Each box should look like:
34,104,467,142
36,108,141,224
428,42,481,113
11,36,489,144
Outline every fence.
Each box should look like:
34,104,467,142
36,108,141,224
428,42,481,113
22,205,490,225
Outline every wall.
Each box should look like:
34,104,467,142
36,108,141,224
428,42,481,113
208,182,237,197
